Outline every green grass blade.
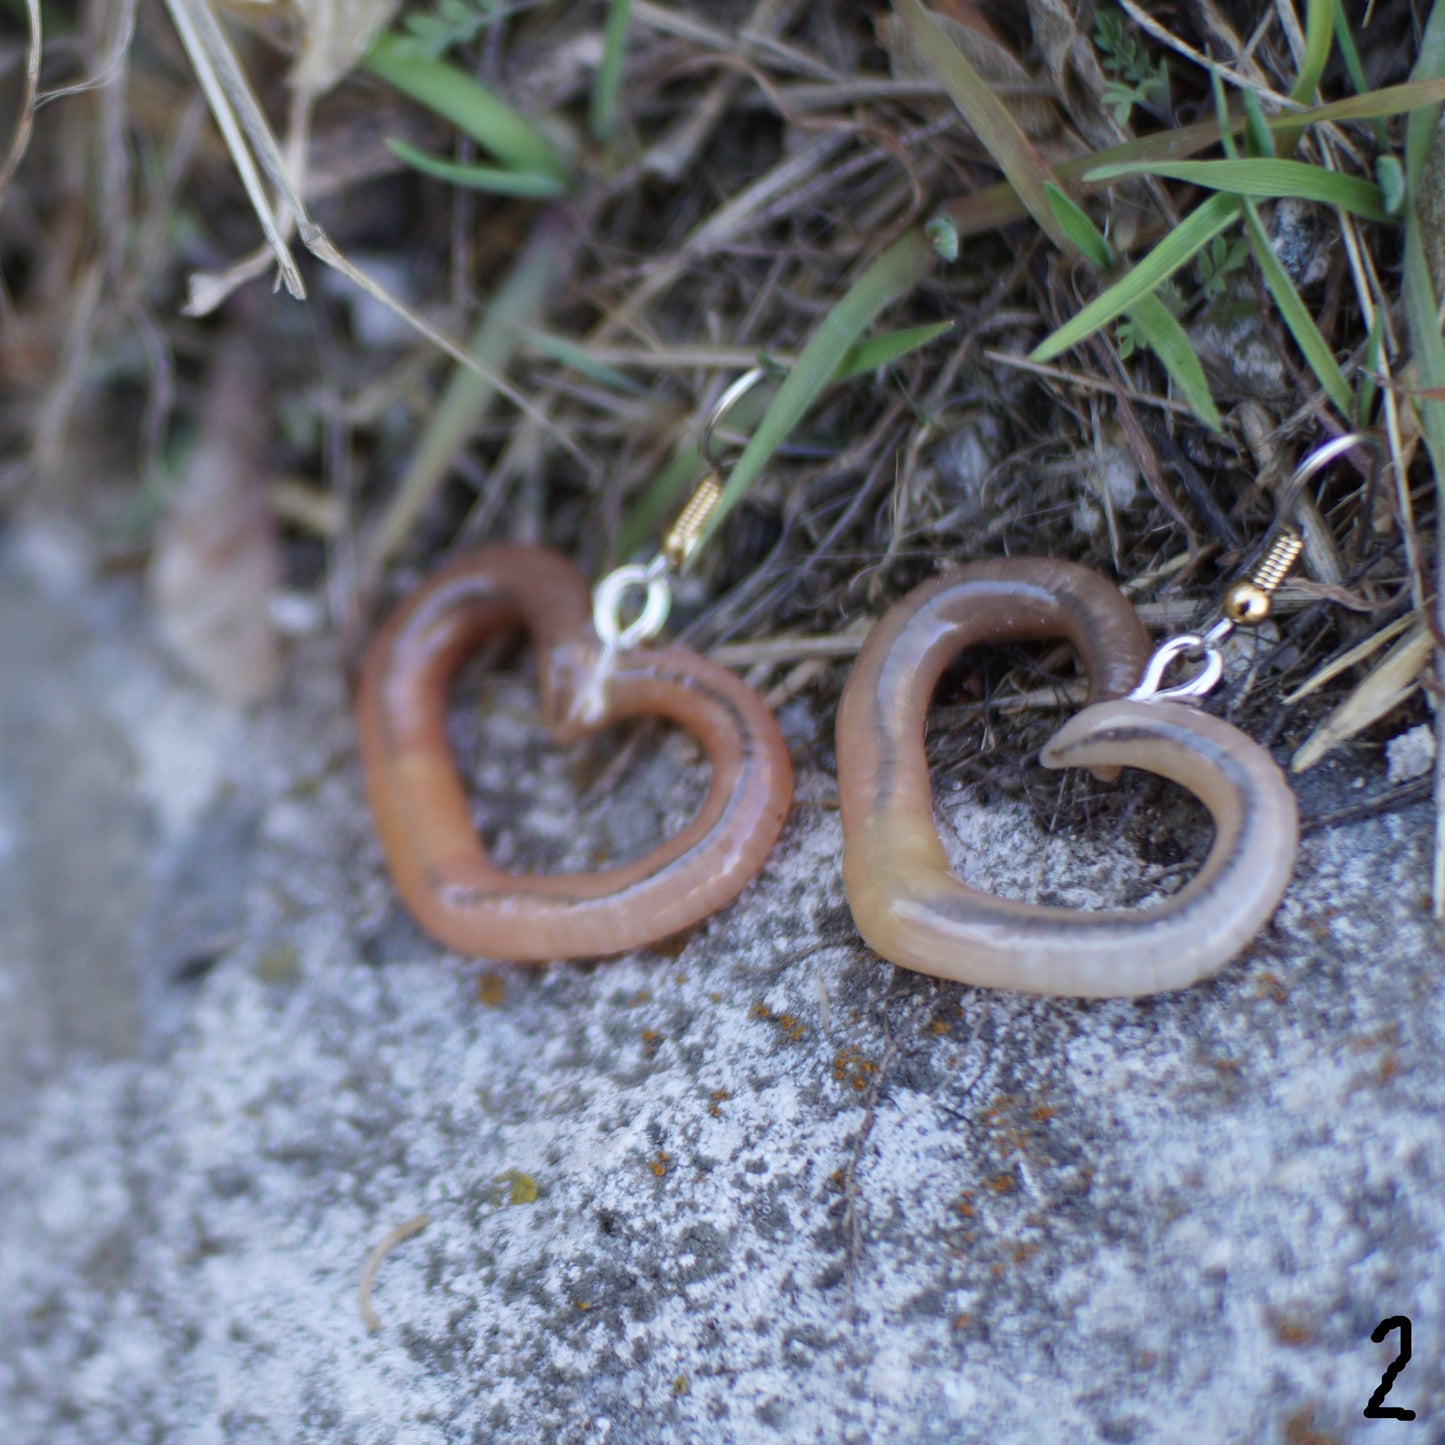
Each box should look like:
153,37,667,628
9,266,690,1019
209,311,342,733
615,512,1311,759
893,0,1078,255
1030,193,1240,363
1332,0,1389,147
617,318,948,558
367,33,567,179
1353,307,1383,428
1299,76,1445,127
523,330,647,394
1402,0,1445,918
693,229,935,556
1273,0,1334,152
1239,196,1351,413
1291,0,1335,104
1124,294,1222,431
1407,4,1445,183
833,321,955,380
361,214,575,576
938,80,1445,246
1084,158,1390,221
1242,90,1276,158
1209,61,1239,160
1044,183,1113,268
386,139,570,197
590,0,632,143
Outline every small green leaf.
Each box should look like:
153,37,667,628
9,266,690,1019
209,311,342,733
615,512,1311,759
1376,154,1406,216
1084,158,1391,221
1030,192,1240,363
925,214,960,262
1196,234,1249,300
386,138,570,197
1044,183,1113,268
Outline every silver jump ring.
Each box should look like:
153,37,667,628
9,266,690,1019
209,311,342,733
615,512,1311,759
1128,634,1225,705
592,558,672,652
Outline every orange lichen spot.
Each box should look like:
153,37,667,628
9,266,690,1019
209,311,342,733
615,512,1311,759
673,1374,690,1396
833,1047,877,1089
477,974,506,1007
987,1172,1015,1194
1271,1316,1315,1347
954,1200,975,1219
1255,971,1288,1003
575,1300,592,1311
1282,1406,1341,1445
628,990,653,1008
709,1087,733,1117
750,1001,773,1021
652,930,692,959
649,1151,670,1178
927,1018,951,1036
1030,1105,1055,1123
952,1314,972,1331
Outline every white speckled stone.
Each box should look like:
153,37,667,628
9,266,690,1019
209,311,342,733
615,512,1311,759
2,531,1442,1444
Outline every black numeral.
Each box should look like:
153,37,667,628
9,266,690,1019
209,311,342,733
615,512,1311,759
1364,1315,1416,1421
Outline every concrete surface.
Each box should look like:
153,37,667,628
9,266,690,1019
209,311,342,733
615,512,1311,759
1,523,1442,1445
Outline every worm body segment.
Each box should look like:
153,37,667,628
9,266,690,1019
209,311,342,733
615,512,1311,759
836,558,1298,998
357,546,792,962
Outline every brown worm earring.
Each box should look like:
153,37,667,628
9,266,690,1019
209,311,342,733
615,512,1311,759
356,373,793,963
831,440,1350,999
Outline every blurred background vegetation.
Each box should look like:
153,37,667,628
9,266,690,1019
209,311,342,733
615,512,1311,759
0,0,1441,901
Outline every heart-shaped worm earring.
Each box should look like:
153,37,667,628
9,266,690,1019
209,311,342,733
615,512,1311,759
357,376,793,962
835,524,1311,999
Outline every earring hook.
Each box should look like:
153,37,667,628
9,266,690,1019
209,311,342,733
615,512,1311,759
701,365,777,469
1274,430,1382,522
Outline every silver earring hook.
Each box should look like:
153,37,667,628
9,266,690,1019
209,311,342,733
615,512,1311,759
1275,431,1382,520
701,365,776,469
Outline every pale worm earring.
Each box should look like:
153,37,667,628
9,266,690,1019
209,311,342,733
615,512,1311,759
834,524,1312,999
356,373,792,963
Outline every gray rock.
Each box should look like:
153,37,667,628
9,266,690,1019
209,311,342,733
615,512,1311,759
1,528,1442,1444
